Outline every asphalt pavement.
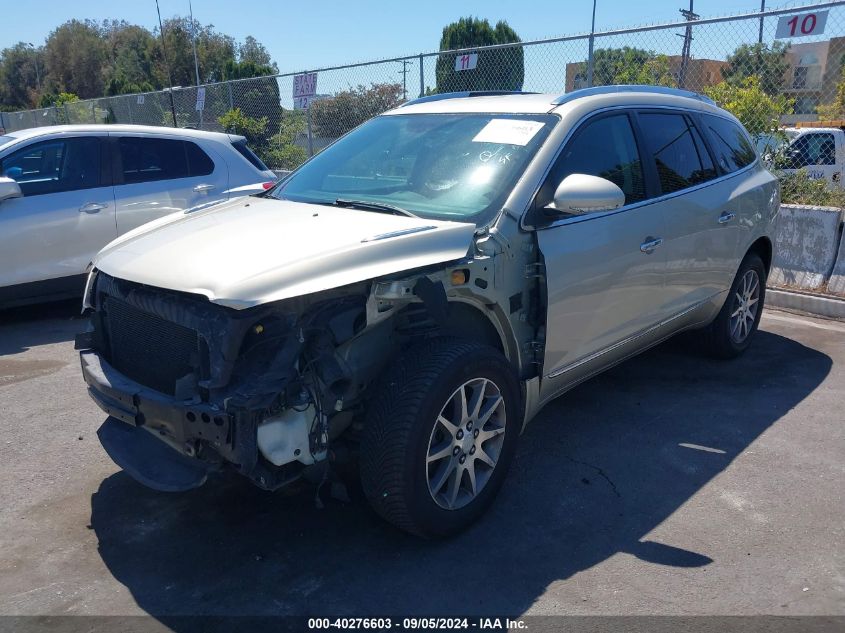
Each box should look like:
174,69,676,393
0,300,843,624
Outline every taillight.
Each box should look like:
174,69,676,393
262,182,274,190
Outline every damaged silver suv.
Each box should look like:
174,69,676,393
78,86,778,537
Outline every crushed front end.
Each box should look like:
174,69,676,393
77,270,377,492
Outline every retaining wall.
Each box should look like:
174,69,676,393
770,204,844,296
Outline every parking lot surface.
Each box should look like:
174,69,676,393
0,301,843,620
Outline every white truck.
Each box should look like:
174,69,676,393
772,121,845,186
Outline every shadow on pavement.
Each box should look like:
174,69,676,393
0,299,86,355
89,330,831,618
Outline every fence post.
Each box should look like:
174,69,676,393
228,82,234,111
306,104,315,157
419,54,425,97
758,0,766,43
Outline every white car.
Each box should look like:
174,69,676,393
0,125,277,308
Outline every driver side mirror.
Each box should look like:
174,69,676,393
0,177,22,204
547,173,625,216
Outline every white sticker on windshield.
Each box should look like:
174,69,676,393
472,119,545,146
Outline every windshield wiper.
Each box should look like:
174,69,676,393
334,198,418,218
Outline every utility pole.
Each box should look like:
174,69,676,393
188,0,201,86
155,0,179,127
188,0,203,129
587,0,598,88
399,60,412,100
26,43,41,91
677,0,699,90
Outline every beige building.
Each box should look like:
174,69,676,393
782,36,845,123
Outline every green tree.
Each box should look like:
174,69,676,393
0,43,43,108
155,18,233,86
221,59,275,81
721,42,790,96
434,17,524,93
311,83,404,138
42,20,108,99
102,22,158,95
816,56,845,120
575,47,675,88
238,36,277,72
704,76,793,138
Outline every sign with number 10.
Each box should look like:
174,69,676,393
775,11,828,38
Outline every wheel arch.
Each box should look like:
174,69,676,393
747,236,773,276
443,298,520,369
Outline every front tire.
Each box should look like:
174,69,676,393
703,252,766,359
360,338,520,537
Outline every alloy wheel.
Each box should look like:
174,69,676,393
425,377,506,510
729,269,760,344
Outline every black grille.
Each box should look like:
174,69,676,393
103,297,200,396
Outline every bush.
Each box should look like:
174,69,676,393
704,76,793,139
218,107,267,144
256,110,307,170
778,169,845,207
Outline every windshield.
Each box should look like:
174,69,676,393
270,113,557,222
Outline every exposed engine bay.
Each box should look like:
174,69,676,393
77,241,541,492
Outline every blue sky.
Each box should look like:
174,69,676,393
2,0,795,72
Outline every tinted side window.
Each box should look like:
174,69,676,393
640,113,717,194
786,132,835,168
702,114,757,172
186,142,214,176
119,137,188,184
540,113,646,207
1,137,101,197
232,139,269,172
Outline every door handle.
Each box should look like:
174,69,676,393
79,202,108,214
640,237,664,254
193,184,216,193
718,211,736,224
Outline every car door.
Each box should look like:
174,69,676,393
111,134,228,235
635,110,740,314
0,134,116,292
534,111,669,384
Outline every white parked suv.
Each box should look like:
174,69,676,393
77,87,779,537
0,125,276,307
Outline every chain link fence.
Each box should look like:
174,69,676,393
3,2,845,170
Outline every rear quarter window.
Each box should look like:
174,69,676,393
232,139,269,172
702,115,757,173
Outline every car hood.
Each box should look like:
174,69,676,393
93,196,476,309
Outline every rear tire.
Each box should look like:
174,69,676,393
702,253,766,359
360,338,520,537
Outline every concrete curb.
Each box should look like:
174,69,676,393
765,288,845,320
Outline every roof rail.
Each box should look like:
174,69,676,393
401,90,538,107
551,85,716,107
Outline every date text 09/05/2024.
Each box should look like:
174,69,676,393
307,617,528,630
